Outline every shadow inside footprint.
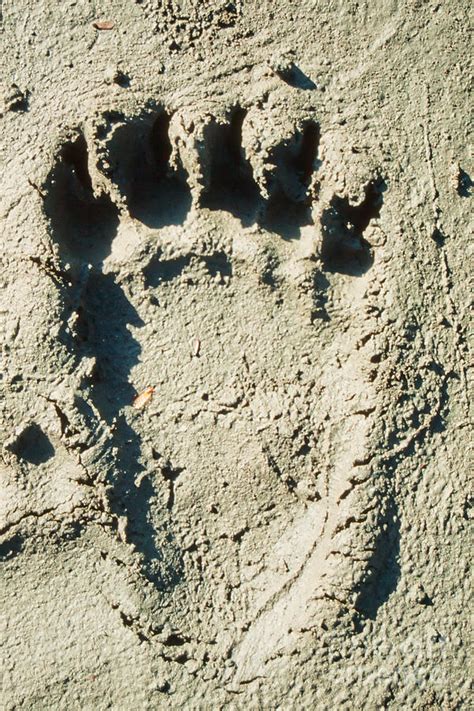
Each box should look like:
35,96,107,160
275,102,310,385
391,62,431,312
0,533,24,561
116,480,184,590
78,272,144,421
457,167,472,198
105,110,192,229
200,108,262,225
260,121,320,240
263,193,313,240
321,177,386,275
10,423,55,465
143,253,191,289
311,270,331,322
74,272,182,588
43,133,119,265
354,494,400,620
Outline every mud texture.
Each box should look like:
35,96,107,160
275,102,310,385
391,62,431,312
0,1,472,709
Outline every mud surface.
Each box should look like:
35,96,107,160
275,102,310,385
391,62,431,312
0,1,472,708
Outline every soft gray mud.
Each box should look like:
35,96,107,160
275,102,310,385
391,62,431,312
0,1,472,709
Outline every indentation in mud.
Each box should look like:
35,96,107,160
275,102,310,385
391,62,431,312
0,533,24,560
200,108,261,224
321,177,386,274
457,167,472,198
143,251,232,288
143,253,191,289
40,108,393,618
9,423,55,465
311,271,331,322
42,118,193,589
104,109,192,228
154,453,185,511
67,270,183,589
263,196,311,241
202,251,233,279
110,467,185,591
431,227,446,247
61,135,94,192
262,121,320,239
77,272,144,422
354,495,400,619
43,132,119,264
294,122,321,185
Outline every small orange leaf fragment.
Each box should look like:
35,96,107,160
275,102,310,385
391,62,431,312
132,386,155,410
93,20,115,30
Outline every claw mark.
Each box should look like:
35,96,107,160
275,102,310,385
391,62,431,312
320,177,386,275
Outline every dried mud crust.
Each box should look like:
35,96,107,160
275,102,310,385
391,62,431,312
1,99,447,689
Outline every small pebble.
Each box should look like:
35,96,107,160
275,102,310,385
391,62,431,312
93,20,115,30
